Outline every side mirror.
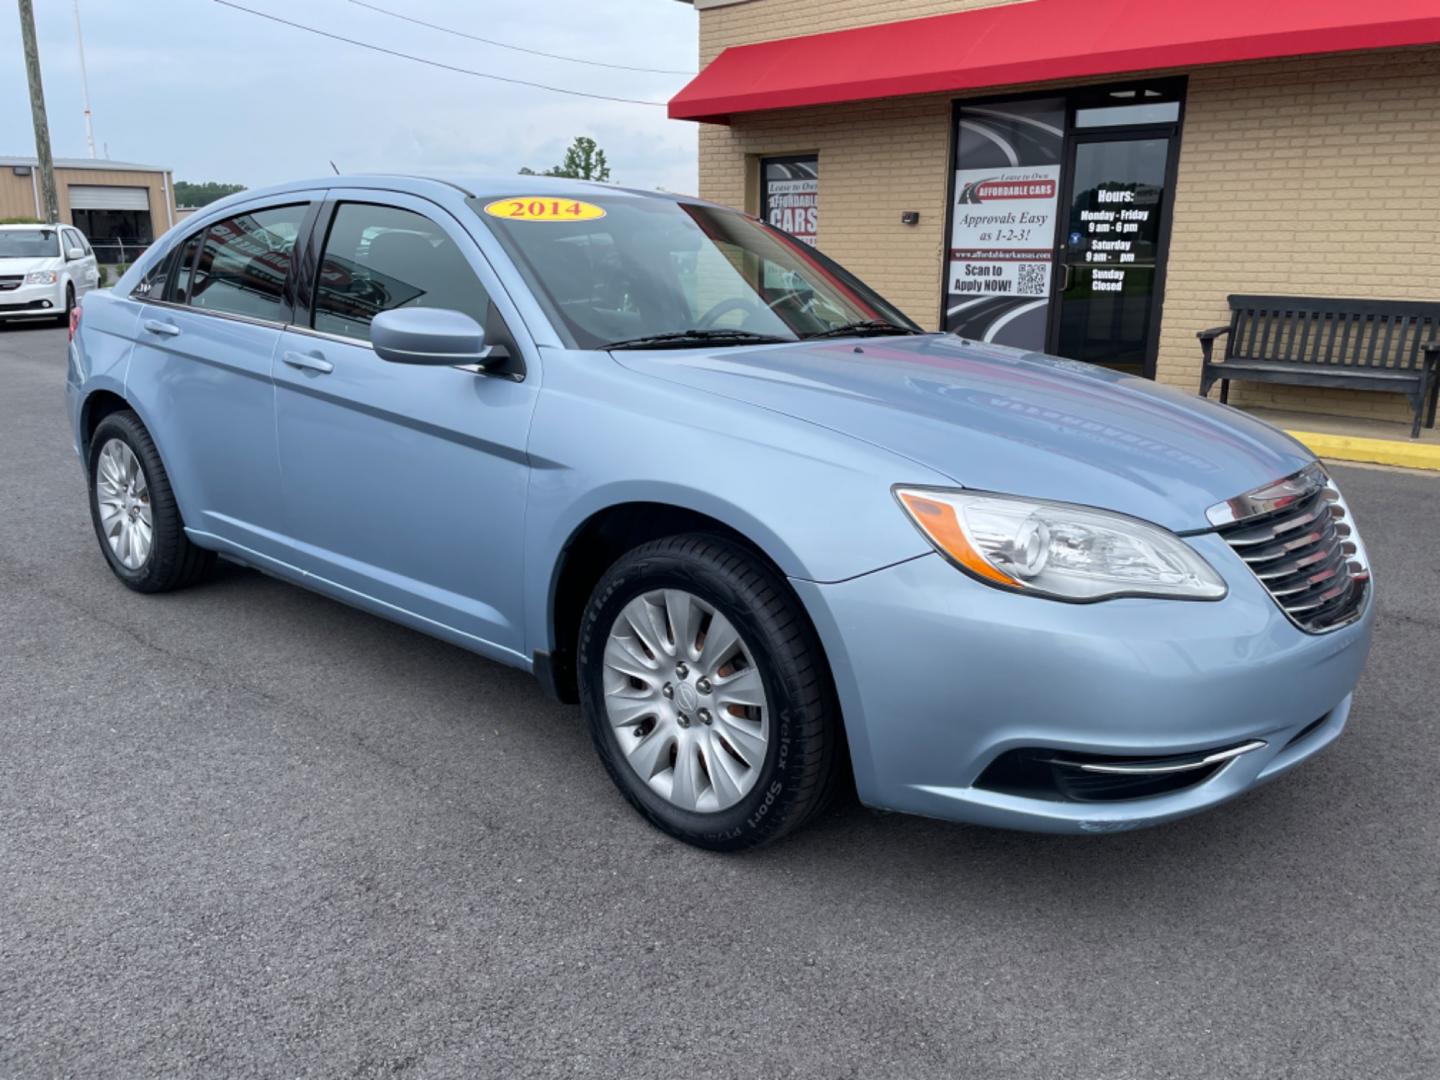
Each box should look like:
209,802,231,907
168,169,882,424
370,307,509,368
66,246,85,261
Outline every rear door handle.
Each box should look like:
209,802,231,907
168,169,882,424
282,350,334,374
142,318,181,337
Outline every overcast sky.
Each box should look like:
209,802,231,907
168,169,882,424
1,0,699,193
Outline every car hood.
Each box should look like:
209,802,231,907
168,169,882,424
0,256,59,274
611,335,1314,532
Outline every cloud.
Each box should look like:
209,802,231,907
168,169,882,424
1,0,699,193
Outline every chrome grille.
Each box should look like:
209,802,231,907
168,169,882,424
1210,464,1370,633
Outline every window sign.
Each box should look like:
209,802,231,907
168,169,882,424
946,98,1064,348
761,156,819,246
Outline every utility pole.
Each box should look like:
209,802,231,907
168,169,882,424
18,0,60,223
73,0,96,159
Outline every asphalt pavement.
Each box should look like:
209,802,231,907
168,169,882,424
3,322,1438,1079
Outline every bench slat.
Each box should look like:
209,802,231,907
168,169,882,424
1375,313,1394,369
1390,315,1411,372
1217,360,1418,381
1257,306,1276,360
1295,309,1315,366
1323,311,1341,365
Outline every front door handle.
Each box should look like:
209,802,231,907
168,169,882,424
282,350,334,375
142,318,181,337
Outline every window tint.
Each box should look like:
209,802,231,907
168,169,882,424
0,229,58,258
186,205,306,321
133,237,181,300
63,229,84,255
313,203,488,343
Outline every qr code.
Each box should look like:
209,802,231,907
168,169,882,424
1017,263,1048,296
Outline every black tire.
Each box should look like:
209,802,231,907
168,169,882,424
57,283,74,326
87,410,214,593
579,534,839,851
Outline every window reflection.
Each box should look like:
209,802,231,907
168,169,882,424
312,204,489,343
187,206,304,320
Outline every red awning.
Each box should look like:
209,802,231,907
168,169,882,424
670,0,1440,122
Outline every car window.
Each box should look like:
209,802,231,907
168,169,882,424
133,238,181,300
186,205,306,322
477,196,915,350
312,203,489,343
63,229,82,255
0,228,59,258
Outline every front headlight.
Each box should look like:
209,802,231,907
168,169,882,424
25,270,57,285
894,487,1227,602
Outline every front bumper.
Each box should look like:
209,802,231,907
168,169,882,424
793,532,1374,834
0,279,64,318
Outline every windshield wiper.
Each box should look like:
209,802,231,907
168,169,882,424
604,329,792,350
802,320,923,340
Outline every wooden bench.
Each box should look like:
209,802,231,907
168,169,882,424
1198,295,1440,438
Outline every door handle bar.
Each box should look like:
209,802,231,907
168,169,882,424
282,351,334,375
142,318,181,337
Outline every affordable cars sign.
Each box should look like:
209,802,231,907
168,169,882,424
946,98,1065,349
950,166,1061,302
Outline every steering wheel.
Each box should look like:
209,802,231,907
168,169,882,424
695,289,812,331
695,296,766,330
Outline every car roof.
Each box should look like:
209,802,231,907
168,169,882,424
202,173,720,212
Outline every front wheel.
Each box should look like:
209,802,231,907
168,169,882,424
57,283,74,326
579,534,840,851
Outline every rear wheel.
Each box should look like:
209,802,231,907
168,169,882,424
87,410,214,592
579,534,839,851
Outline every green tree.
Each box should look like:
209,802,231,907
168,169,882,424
173,181,247,208
519,137,611,182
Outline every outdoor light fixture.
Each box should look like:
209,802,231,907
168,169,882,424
900,211,919,225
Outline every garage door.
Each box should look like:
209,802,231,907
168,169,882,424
68,185,150,211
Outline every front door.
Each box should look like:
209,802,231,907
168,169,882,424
271,191,538,662
1051,133,1176,377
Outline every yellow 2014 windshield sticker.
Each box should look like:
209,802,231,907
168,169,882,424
484,197,607,222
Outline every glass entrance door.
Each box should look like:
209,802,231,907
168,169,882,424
1052,134,1175,377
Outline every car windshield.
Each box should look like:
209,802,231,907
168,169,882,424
0,228,59,258
472,194,920,349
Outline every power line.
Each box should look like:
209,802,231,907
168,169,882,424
348,0,695,76
211,1,669,107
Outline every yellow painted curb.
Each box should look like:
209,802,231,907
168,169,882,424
1285,429,1440,472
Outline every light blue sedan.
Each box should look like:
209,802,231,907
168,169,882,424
66,176,1373,849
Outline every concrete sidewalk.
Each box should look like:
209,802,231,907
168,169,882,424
1243,406,1440,472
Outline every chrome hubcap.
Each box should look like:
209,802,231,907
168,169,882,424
95,438,153,570
602,588,770,813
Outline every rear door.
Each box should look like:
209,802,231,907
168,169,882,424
63,227,99,295
270,190,538,660
124,197,318,561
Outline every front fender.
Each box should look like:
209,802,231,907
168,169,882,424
522,349,941,657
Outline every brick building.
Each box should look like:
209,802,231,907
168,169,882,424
670,0,1440,424
0,157,177,265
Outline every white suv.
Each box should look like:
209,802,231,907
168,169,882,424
0,223,100,326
